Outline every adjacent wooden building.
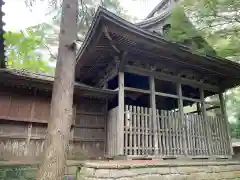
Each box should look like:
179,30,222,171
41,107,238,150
1,4,240,161
0,69,116,160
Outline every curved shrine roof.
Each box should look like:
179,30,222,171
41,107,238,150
76,7,240,92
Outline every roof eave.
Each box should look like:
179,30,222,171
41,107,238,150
0,69,117,99
76,7,240,90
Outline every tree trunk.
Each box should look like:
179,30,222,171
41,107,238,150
36,0,78,179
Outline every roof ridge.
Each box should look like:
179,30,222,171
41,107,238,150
145,0,169,19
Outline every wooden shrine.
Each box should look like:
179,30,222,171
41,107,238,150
75,7,240,159
0,4,240,161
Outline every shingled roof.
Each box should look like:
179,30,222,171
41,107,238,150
75,7,240,92
0,68,117,99
136,0,216,55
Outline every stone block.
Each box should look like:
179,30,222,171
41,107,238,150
162,174,184,180
129,168,151,177
65,175,76,180
66,166,78,175
218,165,236,172
157,167,171,175
134,175,155,180
220,171,238,179
80,167,96,177
227,165,240,172
146,174,164,180
118,178,134,180
22,168,37,179
110,169,136,178
94,169,111,178
206,166,221,173
233,171,240,177
177,167,204,175
184,172,208,180
0,167,7,178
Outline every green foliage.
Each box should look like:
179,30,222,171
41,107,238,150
4,29,54,75
181,0,240,59
231,122,240,139
165,6,215,55
176,0,240,133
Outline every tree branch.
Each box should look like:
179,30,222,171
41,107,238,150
198,21,236,31
80,0,90,28
45,45,57,60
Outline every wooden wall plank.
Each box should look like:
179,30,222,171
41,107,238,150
140,107,144,155
145,107,149,155
124,105,129,155
137,106,141,155
156,109,161,156
129,106,133,155
117,72,125,156
133,106,137,155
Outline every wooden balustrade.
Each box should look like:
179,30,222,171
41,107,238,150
107,105,232,158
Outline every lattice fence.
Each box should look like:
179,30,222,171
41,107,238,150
121,105,231,158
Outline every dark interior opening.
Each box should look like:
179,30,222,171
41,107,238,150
108,75,118,90
124,72,149,90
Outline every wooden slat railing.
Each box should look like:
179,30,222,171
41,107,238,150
122,105,231,158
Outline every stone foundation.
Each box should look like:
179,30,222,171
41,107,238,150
77,160,240,180
0,161,79,180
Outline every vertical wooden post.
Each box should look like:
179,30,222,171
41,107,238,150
196,103,201,115
219,92,233,156
117,72,125,156
200,88,212,156
177,83,188,156
149,76,159,156
24,123,32,156
104,98,108,156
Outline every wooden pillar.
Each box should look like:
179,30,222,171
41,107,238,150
200,88,212,156
117,72,125,156
196,103,201,115
177,83,188,155
149,76,159,155
219,92,233,156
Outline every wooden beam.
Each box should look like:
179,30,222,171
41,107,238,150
183,97,201,103
200,88,212,156
117,72,124,155
107,24,236,76
103,26,121,53
119,51,128,72
177,83,188,155
125,65,219,92
96,62,118,88
219,92,233,156
149,76,159,155
124,87,201,103
124,87,149,94
187,105,220,115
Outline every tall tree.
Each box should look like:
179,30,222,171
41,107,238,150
36,0,78,179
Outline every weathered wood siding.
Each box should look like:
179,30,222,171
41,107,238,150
106,107,118,156
0,88,107,161
72,98,106,159
0,91,50,123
